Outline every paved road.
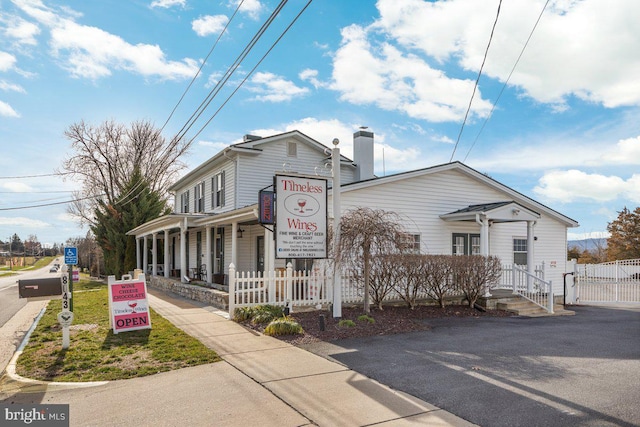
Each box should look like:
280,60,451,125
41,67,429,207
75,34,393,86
304,306,640,427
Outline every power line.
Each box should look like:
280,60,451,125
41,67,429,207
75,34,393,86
0,193,106,211
463,0,550,162
0,172,72,179
159,0,246,135
188,0,314,144
449,0,502,162
171,0,290,145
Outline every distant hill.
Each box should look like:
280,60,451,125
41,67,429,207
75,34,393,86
568,238,608,251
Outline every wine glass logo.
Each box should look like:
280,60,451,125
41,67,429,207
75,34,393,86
128,301,138,313
297,198,306,213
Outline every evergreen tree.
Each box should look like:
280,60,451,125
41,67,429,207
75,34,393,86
92,169,169,277
606,207,640,261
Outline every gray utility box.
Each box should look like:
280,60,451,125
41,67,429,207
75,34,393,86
18,277,63,300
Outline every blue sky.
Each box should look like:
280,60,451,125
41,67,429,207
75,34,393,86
1,0,639,247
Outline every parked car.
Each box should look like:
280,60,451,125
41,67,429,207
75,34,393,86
49,266,59,273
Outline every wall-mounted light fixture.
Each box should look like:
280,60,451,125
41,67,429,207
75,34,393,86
237,227,245,238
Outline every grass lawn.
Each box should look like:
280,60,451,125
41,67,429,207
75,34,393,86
16,279,221,382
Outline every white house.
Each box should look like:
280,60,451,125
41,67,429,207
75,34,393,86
127,129,578,297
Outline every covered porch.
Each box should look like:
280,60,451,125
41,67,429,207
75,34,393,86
440,201,541,295
127,205,268,286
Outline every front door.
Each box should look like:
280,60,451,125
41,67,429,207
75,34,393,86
257,236,265,272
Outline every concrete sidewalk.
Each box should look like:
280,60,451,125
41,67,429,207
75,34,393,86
1,289,476,426
147,289,476,426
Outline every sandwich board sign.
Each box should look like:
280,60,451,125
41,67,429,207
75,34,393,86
107,274,151,334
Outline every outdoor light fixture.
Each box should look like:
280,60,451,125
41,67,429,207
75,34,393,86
237,227,244,238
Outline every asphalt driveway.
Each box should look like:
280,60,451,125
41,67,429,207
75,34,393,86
303,305,640,427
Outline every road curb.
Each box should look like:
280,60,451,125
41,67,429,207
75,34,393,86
3,306,108,389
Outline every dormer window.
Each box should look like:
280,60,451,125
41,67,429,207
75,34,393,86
287,141,297,157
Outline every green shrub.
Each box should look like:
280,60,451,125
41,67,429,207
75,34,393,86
251,305,285,325
264,317,304,336
357,314,375,324
233,305,284,324
338,319,356,328
233,307,255,322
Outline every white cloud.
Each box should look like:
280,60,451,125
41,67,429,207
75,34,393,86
248,72,309,102
192,15,228,37
0,100,20,117
198,140,229,152
150,0,186,9
0,51,17,71
0,182,32,192
232,0,262,20
533,170,640,203
0,216,49,228
14,2,198,80
0,80,26,93
374,0,640,109
299,69,324,89
329,23,493,123
602,136,640,165
3,16,40,46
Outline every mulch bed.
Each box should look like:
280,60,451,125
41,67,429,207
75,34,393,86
240,304,515,346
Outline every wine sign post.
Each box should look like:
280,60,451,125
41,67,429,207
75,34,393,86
107,274,151,334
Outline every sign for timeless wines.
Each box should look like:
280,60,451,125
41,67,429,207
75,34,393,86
107,274,152,334
275,174,327,259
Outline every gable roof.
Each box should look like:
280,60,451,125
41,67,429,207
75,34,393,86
168,130,354,191
339,161,579,228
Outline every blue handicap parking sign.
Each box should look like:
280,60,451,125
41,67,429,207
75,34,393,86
65,247,78,265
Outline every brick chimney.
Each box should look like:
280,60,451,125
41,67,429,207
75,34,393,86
353,129,374,181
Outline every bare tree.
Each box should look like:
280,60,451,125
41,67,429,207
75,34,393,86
59,120,190,226
337,207,408,313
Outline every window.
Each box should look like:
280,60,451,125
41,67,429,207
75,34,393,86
513,238,528,265
194,181,204,212
212,171,225,208
287,141,297,157
403,234,421,254
452,233,480,255
180,191,189,213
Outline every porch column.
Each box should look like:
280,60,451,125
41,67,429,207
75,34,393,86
527,220,536,292
152,232,158,276
264,226,273,273
180,217,187,283
479,214,489,256
231,222,238,267
164,229,169,278
136,237,141,270
205,225,212,283
143,235,148,275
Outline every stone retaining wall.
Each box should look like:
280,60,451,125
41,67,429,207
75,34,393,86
149,276,228,311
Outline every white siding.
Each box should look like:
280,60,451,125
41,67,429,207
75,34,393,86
335,169,570,294
236,138,340,207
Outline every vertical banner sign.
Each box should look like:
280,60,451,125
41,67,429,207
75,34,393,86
107,274,152,334
275,174,328,259
259,190,274,224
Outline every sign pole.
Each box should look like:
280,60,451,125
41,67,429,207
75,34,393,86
332,138,342,318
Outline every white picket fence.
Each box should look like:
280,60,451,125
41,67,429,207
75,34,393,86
228,262,554,316
575,259,640,303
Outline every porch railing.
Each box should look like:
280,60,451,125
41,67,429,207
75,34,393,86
511,264,554,313
228,262,555,316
